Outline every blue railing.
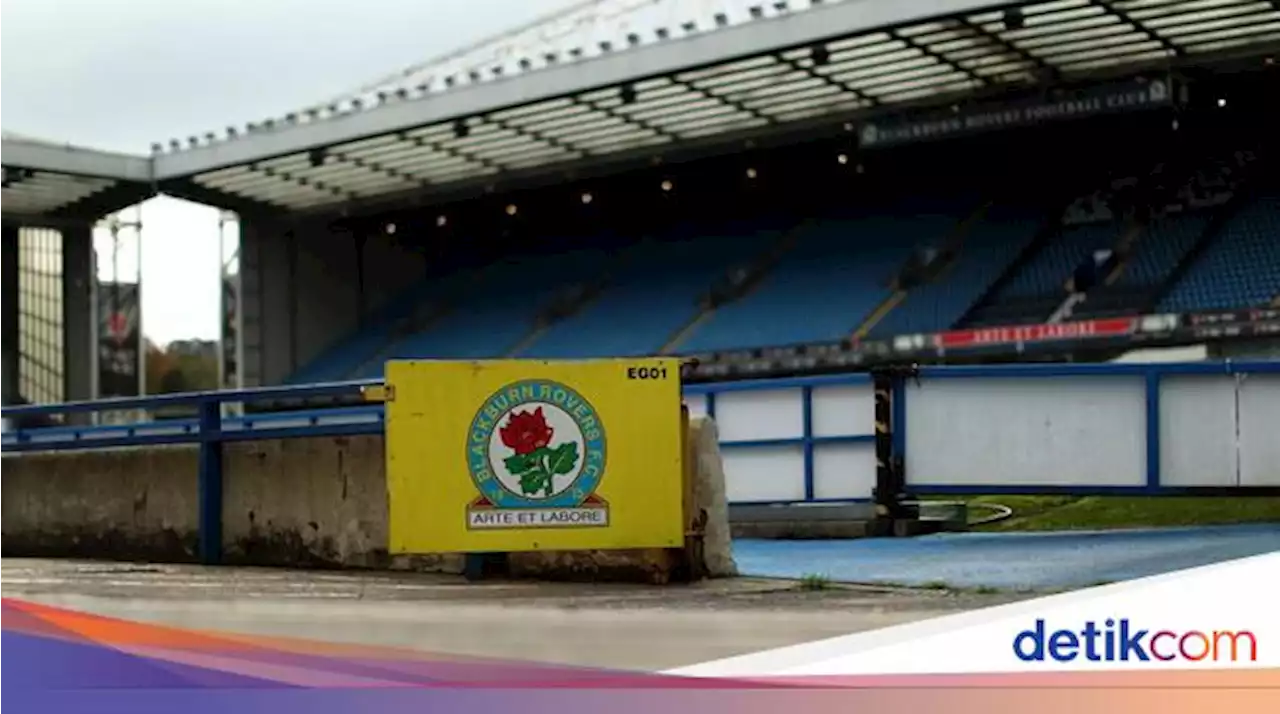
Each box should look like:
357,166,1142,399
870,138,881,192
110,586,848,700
684,372,877,504
2,380,382,564
1,372,882,563
5,359,1277,564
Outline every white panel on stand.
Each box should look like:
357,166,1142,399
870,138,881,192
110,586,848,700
813,442,876,500
811,384,875,438
1159,376,1239,487
904,376,1146,487
1238,374,1280,487
715,389,802,442
722,445,805,503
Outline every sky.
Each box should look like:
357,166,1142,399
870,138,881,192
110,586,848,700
2,0,574,345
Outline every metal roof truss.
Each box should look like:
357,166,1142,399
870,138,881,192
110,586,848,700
177,0,1280,214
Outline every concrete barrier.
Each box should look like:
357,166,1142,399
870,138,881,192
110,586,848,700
1,418,737,582
1,436,393,569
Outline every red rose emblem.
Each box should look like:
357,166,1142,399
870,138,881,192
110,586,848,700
499,407,554,456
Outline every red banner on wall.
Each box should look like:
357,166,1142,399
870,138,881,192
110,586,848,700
933,317,1137,350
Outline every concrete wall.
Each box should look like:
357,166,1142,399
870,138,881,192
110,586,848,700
1,435,392,568
1,417,734,581
238,218,429,385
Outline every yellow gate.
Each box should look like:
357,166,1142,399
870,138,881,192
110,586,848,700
382,358,686,554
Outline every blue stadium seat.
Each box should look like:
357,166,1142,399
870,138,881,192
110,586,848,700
1159,196,1280,312
288,268,478,383
998,221,1121,299
1114,212,1210,287
677,211,951,352
870,206,1041,337
517,220,787,358
376,248,615,364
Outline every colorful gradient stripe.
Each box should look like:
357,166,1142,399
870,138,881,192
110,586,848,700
4,597,1278,714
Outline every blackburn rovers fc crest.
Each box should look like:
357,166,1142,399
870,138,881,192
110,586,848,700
465,379,609,530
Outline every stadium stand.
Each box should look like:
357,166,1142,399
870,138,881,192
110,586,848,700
1158,194,1280,313
285,120,1276,383
675,203,957,353
518,216,791,359
866,204,1042,339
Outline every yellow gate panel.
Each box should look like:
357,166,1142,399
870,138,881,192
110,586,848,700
385,358,685,554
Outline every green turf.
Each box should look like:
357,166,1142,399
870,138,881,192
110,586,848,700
948,495,1280,532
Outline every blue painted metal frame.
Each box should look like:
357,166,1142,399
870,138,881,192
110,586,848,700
1,379,381,565
902,359,1280,497
685,372,876,505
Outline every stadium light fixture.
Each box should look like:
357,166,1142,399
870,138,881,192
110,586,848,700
1002,8,1024,31
506,204,518,216
436,215,448,227
385,223,397,235
1217,98,1227,108
746,167,758,179
837,153,849,164
581,192,593,205
661,179,674,192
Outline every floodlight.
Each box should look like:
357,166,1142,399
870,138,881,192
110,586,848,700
506,204,518,216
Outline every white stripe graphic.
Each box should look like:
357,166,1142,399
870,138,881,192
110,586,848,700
669,551,1280,676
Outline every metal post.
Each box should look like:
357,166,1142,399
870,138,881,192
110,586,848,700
870,363,919,536
197,400,224,564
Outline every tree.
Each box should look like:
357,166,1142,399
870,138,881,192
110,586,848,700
145,341,174,395
144,339,219,394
